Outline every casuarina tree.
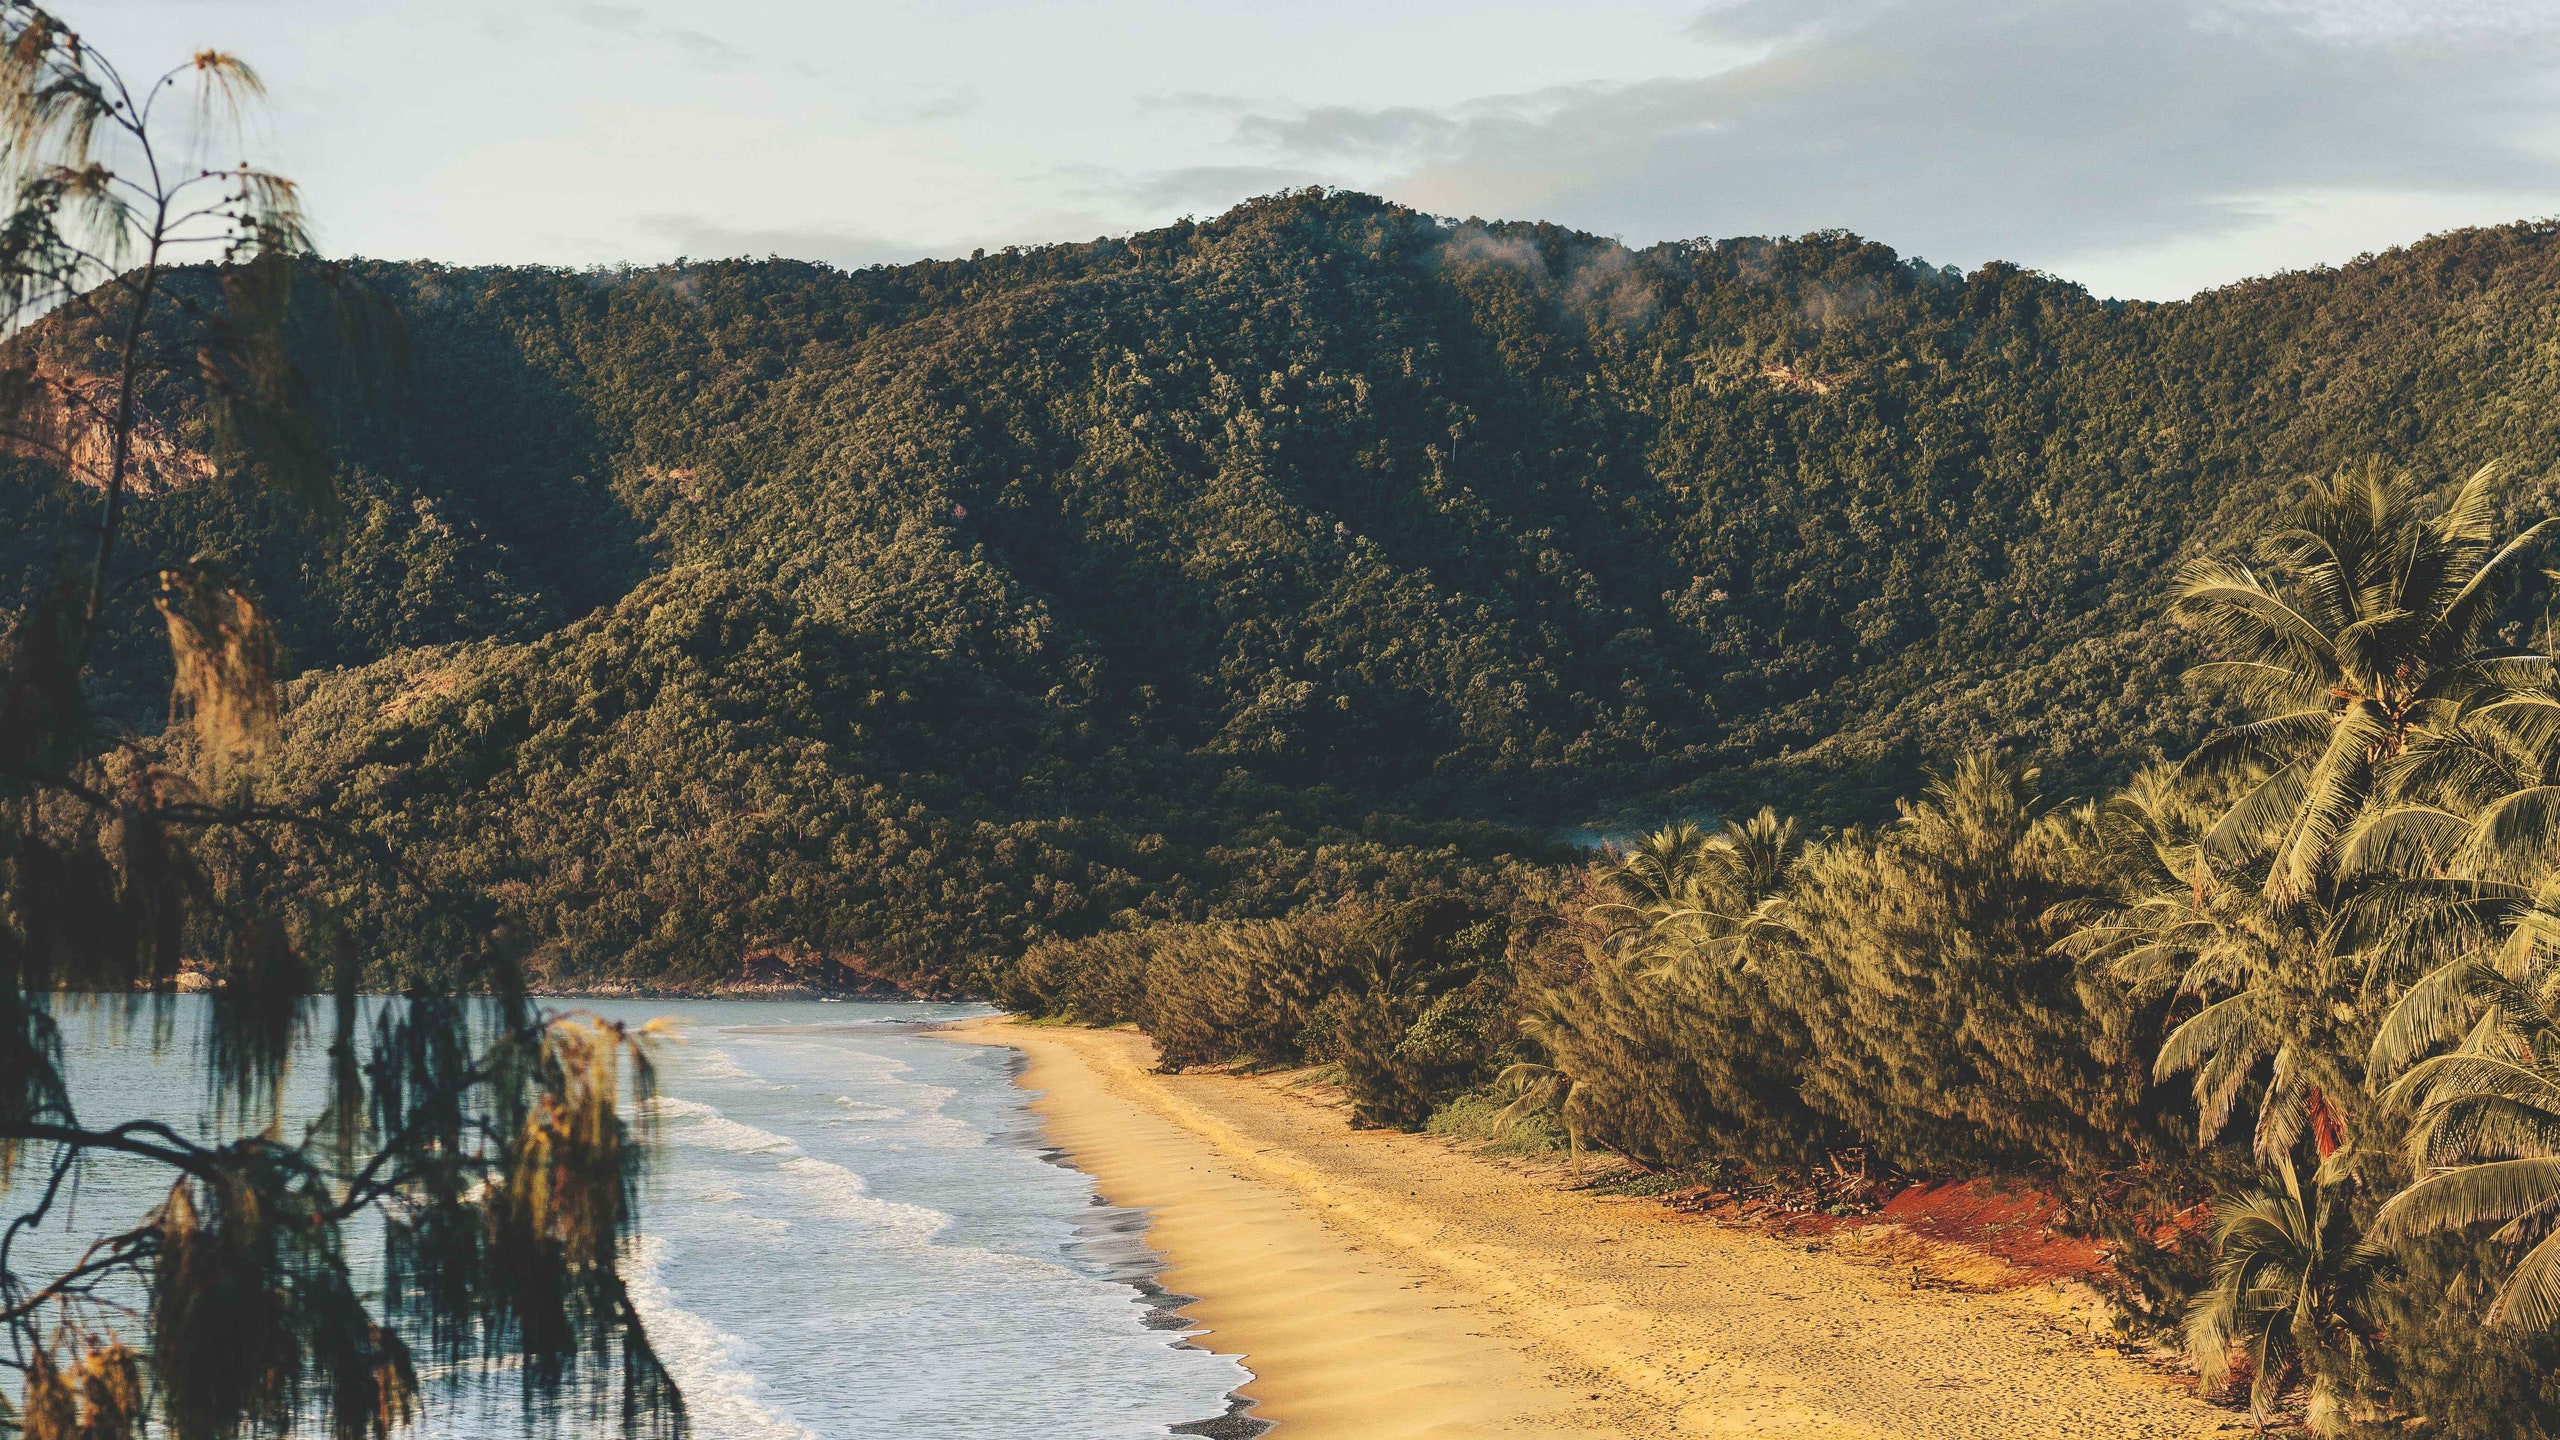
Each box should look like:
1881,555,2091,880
0,8,682,1436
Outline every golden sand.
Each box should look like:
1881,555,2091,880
943,1018,2232,1440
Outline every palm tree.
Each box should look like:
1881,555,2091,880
2175,461,2553,904
1712,806,1804,904
2329,677,2560,992
1586,820,1718,937
2187,1157,2388,1434
1662,806,1804,974
2057,765,2259,1002
2366,912,2560,1331
2057,766,2366,1162
1591,809,1803,978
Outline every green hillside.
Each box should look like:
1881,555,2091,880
26,190,2560,989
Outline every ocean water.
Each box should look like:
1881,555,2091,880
592,999,1254,1439
19,997,1253,1439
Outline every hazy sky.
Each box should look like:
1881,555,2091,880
76,0,2560,300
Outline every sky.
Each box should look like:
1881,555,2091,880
72,0,2560,300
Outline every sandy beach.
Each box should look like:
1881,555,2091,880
944,1017,2235,1440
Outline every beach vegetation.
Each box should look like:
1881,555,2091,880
1002,458,2560,1434
2184,1158,2388,1434
1425,1085,1568,1158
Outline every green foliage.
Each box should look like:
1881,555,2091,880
1470,769,2178,1184
2185,1159,2388,1434
1330,899,1506,1128
1768,757,2175,1178
1499,823,1837,1170
2350,1235,2560,1440
55,192,2560,992
1138,912,1356,1071
1425,1086,1566,1157
2059,763,2374,1164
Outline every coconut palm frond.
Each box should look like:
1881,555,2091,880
2373,1158,2560,1245
1492,1060,1584,1173
2173,560,2337,674
2203,759,2313,865
2486,1226,2560,1330
2371,954,2506,1080
2337,804,2468,881
2271,704,2395,900
2458,786,2560,883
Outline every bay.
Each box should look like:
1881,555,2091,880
22,997,1250,1440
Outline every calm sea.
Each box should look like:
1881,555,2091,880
25,997,1252,1439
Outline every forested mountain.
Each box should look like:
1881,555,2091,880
23,189,2560,989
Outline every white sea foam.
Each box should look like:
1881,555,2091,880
646,1097,800,1156
623,1238,819,1440
773,1155,951,1242
829,1084,977,1125
645,1096,954,1242
643,1096,720,1121
817,1087,983,1151
682,1115,801,1155
684,1048,760,1084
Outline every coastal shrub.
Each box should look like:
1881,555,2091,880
998,903,1384,1067
1330,899,1507,1128
1509,944,1829,1171
1140,911,1361,1069
998,925,1155,1023
1508,845,1837,1172
994,895,1522,1085
1759,756,2173,1180
1427,1086,1566,1157
2349,1237,2560,1440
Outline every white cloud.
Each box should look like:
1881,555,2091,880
54,0,2560,296
1216,0,2560,293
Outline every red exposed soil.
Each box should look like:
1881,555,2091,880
1868,1181,2107,1282
1659,1174,2112,1289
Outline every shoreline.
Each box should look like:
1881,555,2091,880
945,1016,2235,1440
533,983,931,1001
943,1017,1572,1438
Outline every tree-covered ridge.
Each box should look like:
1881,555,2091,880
32,190,2560,987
